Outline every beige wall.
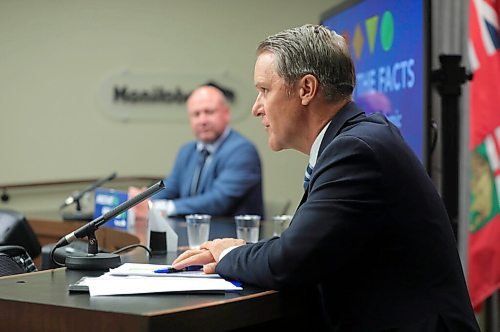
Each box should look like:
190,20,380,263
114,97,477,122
0,0,338,217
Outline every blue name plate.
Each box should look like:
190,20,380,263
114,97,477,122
94,188,129,230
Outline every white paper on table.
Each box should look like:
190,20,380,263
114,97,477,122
108,263,221,278
85,274,242,297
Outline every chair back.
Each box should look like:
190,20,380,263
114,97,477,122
0,209,41,258
0,253,25,277
0,245,37,276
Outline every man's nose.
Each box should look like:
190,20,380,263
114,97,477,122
198,112,209,123
252,96,263,117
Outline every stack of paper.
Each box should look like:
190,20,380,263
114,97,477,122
108,263,220,278
79,263,242,297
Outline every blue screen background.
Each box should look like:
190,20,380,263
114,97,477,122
321,0,425,162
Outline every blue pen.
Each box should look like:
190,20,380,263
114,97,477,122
154,265,204,274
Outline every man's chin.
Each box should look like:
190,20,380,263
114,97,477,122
198,134,216,144
268,140,284,152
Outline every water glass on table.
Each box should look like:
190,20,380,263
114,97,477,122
185,214,211,249
234,215,261,243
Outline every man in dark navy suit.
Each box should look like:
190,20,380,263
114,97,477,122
173,25,480,331
152,85,263,217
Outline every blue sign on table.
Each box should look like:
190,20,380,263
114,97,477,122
94,188,129,230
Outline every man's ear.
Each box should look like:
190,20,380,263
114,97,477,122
298,74,318,106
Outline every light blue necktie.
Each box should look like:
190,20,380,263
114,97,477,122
303,163,313,191
190,148,210,196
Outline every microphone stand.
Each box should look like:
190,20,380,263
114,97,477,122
60,172,118,221
52,180,165,270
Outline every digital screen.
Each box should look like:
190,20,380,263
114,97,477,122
321,0,429,165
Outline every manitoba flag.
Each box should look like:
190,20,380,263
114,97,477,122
468,0,500,311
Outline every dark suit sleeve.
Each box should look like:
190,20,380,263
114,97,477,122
216,135,385,289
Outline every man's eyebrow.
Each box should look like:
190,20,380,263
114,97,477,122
254,81,265,88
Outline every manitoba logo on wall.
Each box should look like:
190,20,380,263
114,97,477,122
95,70,246,122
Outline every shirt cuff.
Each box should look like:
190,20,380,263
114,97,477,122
167,200,176,216
219,245,239,261
152,199,176,216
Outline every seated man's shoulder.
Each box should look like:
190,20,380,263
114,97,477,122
228,129,257,146
173,141,198,162
178,140,197,152
225,130,259,154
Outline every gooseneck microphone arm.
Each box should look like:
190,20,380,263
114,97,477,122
51,180,164,270
60,172,118,210
53,180,164,252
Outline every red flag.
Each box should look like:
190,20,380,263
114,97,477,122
468,0,500,311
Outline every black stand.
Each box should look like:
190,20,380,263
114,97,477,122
60,172,117,222
52,180,165,270
431,54,472,237
62,198,94,222
65,225,121,270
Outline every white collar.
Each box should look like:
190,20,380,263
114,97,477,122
197,127,231,154
308,121,331,168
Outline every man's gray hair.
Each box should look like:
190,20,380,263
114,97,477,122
257,24,356,103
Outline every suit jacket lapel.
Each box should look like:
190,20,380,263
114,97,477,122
296,102,364,210
197,130,233,193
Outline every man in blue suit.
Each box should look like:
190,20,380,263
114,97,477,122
172,25,480,331
153,85,263,217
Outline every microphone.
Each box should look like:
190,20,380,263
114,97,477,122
60,172,117,210
51,180,165,270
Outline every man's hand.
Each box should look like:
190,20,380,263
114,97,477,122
172,238,245,274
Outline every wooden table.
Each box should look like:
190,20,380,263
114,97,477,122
0,217,306,332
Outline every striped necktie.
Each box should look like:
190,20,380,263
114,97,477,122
190,148,210,196
303,163,313,191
